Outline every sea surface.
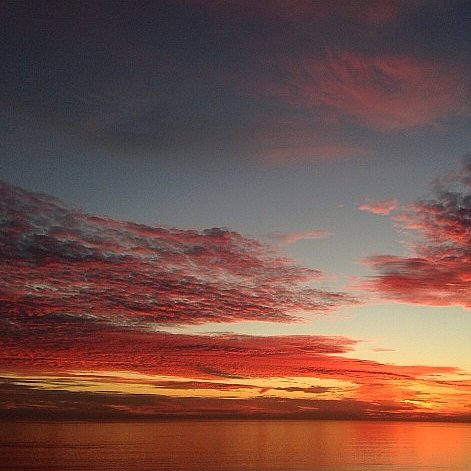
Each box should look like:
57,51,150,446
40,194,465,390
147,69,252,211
1,420,471,471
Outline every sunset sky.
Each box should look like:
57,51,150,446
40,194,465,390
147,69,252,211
1,0,471,421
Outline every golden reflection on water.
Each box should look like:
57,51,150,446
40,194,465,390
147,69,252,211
2,420,471,470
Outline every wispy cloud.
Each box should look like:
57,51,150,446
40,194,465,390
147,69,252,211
269,53,467,131
267,229,332,245
358,198,398,215
362,157,471,308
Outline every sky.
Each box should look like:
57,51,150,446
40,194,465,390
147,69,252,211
1,0,471,421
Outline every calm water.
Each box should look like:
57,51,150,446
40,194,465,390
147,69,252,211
1,420,471,471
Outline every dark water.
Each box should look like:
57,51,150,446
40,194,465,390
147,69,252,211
1,420,471,470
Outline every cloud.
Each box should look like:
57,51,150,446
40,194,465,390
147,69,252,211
2,379,446,421
363,157,471,308
0,316,361,378
0,181,355,326
2,180,470,419
1,321,470,420
5,1,468,166
267,229,332,245
0,314,461,389
358,198,398,215
269,53,467,131
272,385,337,394
1,5,371,165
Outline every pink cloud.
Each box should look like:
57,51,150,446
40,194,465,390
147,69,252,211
363,157,471,308
270,52,467,131
358,198,398,215
267,229,332,245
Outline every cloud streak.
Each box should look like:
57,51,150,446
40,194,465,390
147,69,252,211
2,380,446,421
267,229,332,245
358,198,398,215
1,320,470,420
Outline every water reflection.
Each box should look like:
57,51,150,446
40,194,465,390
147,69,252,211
1,420,471,470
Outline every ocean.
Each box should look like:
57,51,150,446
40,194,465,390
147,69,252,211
1,420,471,470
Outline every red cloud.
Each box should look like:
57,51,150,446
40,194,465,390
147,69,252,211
0,314,460,387
1,320,470,420
0,322,359,378
0,181,355,326
363,157,471,308
358,198,398,215
270,53,467,131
